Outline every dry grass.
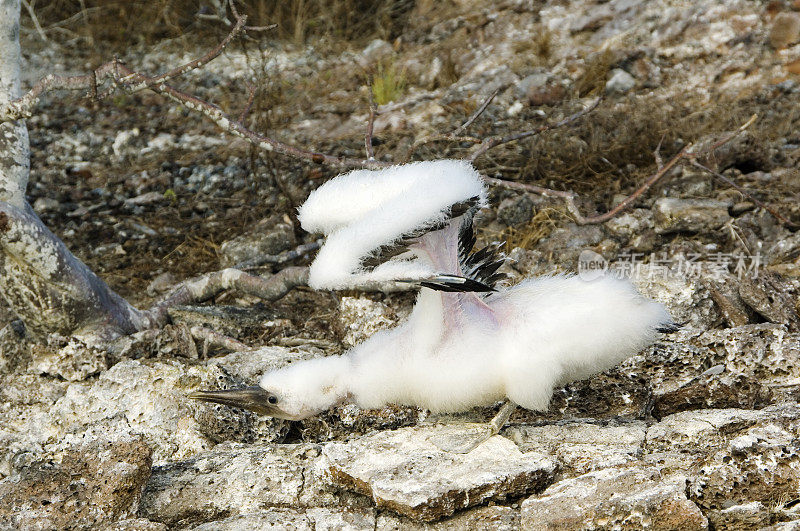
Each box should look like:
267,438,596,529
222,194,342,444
22,0,417,51
512,25,554,68
480,207,563,251
575,49,613,97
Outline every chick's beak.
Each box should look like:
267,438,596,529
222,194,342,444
188,386,283,418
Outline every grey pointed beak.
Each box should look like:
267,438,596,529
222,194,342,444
188,386,280,417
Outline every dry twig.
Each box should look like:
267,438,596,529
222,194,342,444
238,83,257,123
469,96,602,161
21,0,49,43
365,85,377,161
0,7,381,169
691,160,798,229
485,114,766,226
453,87,499,137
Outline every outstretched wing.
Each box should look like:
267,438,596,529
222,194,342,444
299,160,493,291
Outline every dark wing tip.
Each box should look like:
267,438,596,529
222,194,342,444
421,276,495,293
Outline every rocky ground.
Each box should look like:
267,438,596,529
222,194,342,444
3,0,800,528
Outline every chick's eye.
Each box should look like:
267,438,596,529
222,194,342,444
267,395,278,405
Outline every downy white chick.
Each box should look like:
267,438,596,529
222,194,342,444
190,160,675,435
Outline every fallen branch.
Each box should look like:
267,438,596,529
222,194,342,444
1,8,247,121
145,266,309,326
569,145,690,225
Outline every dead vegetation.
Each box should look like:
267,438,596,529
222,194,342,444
22,0,416,51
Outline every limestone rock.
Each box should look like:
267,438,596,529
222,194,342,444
28,336,108,381
537,224,605,266
520,465,708,529
703,275,752,328
646,407,766,453
605,68,636,93
641,340,772,418
737,273,800,331
105,519,168,531
376,505,519,530
505,420,646,475
687,324,800,402
690,420,800,513
765,521,800,531
323,425,556,522
653,197,731,234
189,510,311,531
359,39,393,68
646,405,800,512
188,507,376,531
706,501,770,530
771,12,800,49
0,435,152,530
206,345,323,382
631,272,720,328
1,356,288,471
140,443,312,526
497,195,534,226
604,208,654,240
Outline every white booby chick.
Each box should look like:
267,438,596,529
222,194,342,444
190,160,676,445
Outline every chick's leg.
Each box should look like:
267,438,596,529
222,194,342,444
446,399,518,454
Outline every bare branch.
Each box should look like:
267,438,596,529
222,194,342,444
404,89,500,157
21,0,49,43
226,0,276,32
570,146,689,224
0,9,247,120
146,78,384,168
145,266,309,325
238,83,257,123
469,96,602,161
452,87,499,137
0,14,386,169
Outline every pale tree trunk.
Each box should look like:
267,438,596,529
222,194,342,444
0,0,152,343
0,0,29,207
